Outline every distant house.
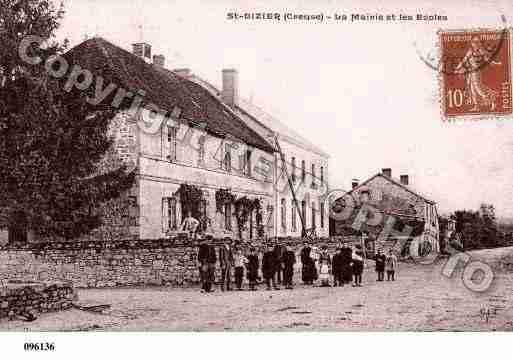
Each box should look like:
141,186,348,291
175,69,330,239
59,37,276,241
331,168,439,255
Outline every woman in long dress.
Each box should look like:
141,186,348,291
454,36,502,111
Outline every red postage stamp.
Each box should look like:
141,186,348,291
439,29,512,120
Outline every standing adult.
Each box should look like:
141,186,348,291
197,238,216,293
219,239,234,291
300,242,315,285
386,249,398,281
233,248,248,290
262,243,280,290
318,245,332,287
332,245,343,287
246,247,259,290
282,245,296,289
341,243,353,285
375,248,386,281
181,211,200,241
273,244,285,285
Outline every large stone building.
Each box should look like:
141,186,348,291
60,37,277,242
21,37,330,243
331,168,439,255
177,69,330,240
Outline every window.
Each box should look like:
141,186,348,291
168,198,177,230
291,200,297,232
224,202,232,230
167,126,177,162
224,143,231,172
198,135,206,165
199,200,207,231
311,164,316,188
320,202,325,228
249,210,254,239
244,149,252,177
301,200,307,229
311,201,316,229
281,198,286,230
301,160,306,182
162,197,177,233
291,157,296,182
320,166,324,186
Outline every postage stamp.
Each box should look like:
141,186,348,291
439,29,512,120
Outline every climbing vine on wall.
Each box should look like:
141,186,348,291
177,183,204,220
233,197,261,239
215,188,236,213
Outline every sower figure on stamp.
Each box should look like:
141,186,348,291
282,244,296,289
219,239,234,291
454,36,502,112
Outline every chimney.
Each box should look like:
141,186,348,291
132,42,152,62
351,179,359,189
382,168,392,178
400,174,409,185
173,68,191,78
153,54,165,67
222,69,238,108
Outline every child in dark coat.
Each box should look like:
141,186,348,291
352,245,364,287
246,247,259,291
375,248,386,281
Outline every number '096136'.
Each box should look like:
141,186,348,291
24,342,55,351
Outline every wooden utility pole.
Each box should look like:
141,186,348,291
273,135,310,240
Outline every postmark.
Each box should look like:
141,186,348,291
439,29,512,120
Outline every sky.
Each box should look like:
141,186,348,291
54,0,513,218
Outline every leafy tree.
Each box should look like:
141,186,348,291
452,204,503,250
0,0,135,241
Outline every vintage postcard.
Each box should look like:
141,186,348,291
1,0,513,356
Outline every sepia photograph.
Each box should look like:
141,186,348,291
1,0,513,353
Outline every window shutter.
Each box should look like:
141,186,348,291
162,126,170,161
162,198,169,234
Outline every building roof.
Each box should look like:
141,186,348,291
62,38,274,153
185,73,330,158
345,173,435,204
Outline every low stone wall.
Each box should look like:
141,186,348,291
0,237,363,288
0,280,74,320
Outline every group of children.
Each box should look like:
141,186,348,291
312,244,397,288
199,240,399,293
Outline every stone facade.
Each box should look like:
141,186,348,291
332,173,439,255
